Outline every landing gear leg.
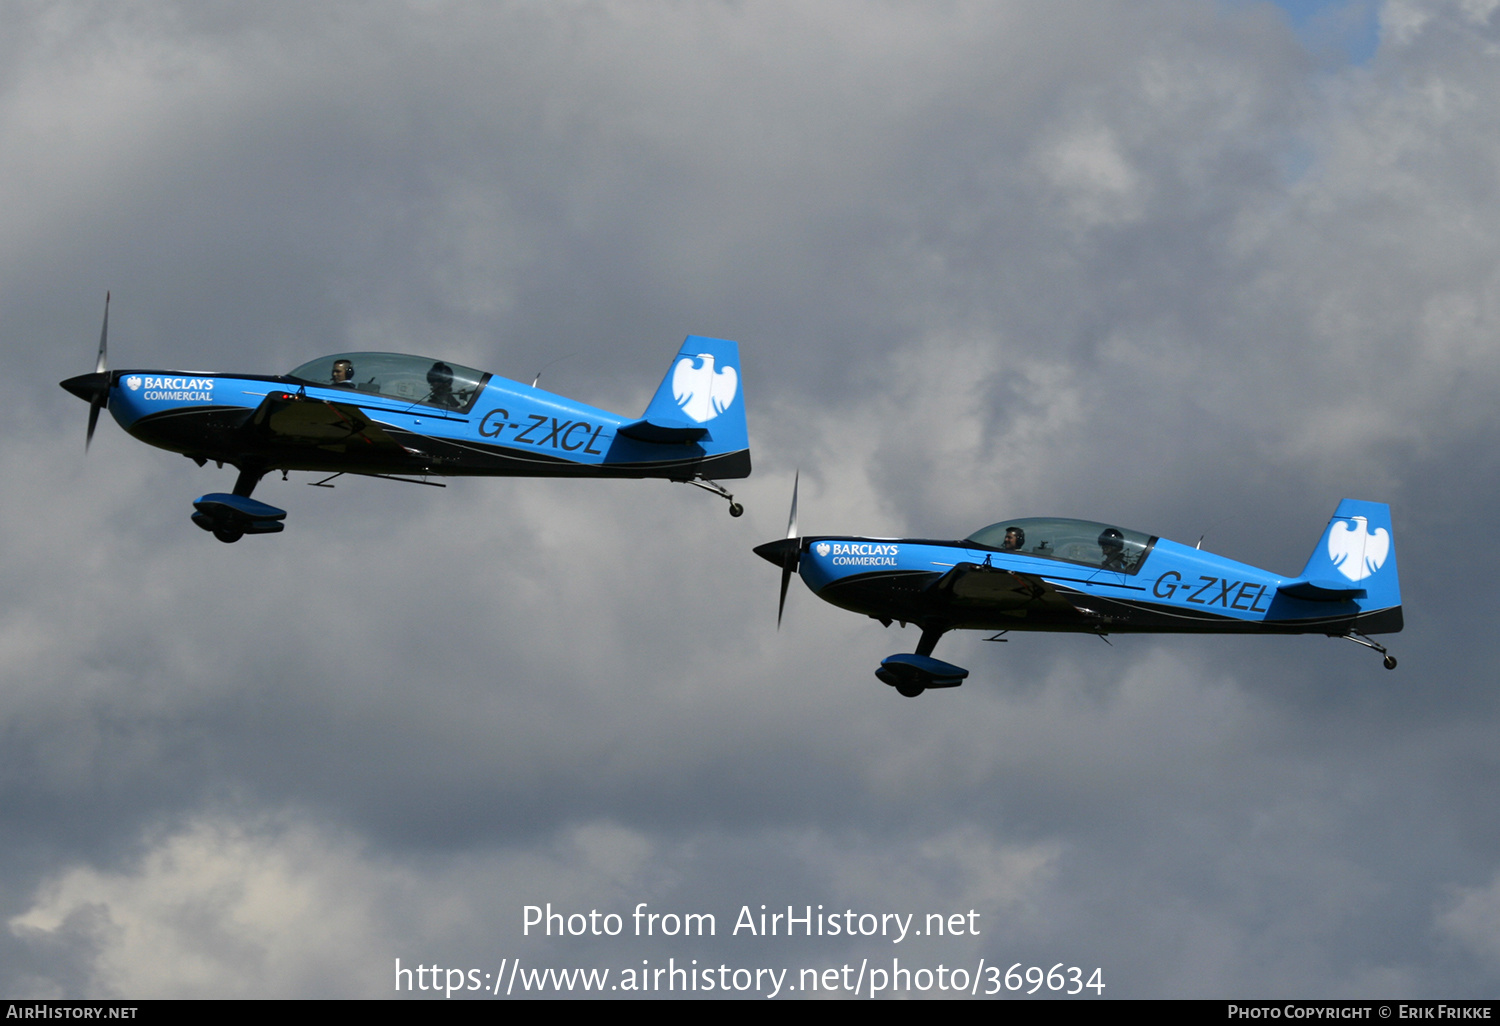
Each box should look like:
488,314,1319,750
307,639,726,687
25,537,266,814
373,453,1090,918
1341,631,1398,670
232,466,265,498
681,477,743,517
877,625,965,697
916,625,947,657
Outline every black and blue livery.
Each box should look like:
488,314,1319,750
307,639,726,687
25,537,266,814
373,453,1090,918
62,296,750,541
757,486,1402,697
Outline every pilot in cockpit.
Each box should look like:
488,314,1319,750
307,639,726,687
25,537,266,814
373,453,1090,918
1001,526,1025,551
426,361,460,408
331,359,355,387
1099,527,1128,570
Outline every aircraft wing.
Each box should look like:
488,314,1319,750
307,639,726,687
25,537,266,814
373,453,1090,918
249,391,419,454
928,561,1093,617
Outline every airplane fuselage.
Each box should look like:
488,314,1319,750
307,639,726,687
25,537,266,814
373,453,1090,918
789,535,1401,637
63,331,751,540
98,366,750,482
756,501,1401,695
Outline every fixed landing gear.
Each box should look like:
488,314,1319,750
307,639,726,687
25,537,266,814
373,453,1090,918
192,466,287,542
875,654,970,697
1341,631,1398,670
875,626,969,697
681,477,743,517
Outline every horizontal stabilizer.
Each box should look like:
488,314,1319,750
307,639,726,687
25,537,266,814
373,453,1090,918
616,417,710,444
1278,578,1367,602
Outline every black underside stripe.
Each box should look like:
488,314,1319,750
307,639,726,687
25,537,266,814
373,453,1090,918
126,406,749,479
816,569,1399,635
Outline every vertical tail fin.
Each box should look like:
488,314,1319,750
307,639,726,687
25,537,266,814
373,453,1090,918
1298,499,1401,616
632,336,749,472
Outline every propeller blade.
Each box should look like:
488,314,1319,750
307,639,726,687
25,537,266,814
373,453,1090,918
79,292,110,450
779,471,801,628
86,399,103,450
786,469,799,539
95,291,110,374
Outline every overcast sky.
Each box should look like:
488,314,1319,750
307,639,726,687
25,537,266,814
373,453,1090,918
3,0,1500,999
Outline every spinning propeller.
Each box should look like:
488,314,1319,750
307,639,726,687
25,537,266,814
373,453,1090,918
751,471,802,627
59,292,113,450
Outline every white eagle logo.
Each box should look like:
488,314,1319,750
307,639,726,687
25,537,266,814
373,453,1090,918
671,353,738,424
814,542,831,557
126,375,143,391
1327,516,1390,582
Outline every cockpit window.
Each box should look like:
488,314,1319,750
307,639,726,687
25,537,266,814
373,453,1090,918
966,517,1156,575
287,352,489,413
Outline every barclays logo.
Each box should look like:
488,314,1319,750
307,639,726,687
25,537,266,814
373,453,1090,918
826,543,898,557
813,540,899,567
671,353,738,424
126,375,143,391
1327,516,1391,582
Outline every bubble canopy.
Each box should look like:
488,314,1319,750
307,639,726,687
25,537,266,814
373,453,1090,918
965,517,1156,574
287,352,490,412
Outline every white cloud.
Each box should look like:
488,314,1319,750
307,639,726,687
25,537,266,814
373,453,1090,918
1037,125,1146,229
12,816,407,997
1439,872,1500,968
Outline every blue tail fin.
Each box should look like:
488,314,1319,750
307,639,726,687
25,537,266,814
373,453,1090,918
612,336,749,478
1297,499,1401,616
618,336,748,476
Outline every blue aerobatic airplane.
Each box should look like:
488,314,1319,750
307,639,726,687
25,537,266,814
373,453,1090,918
61,295,750,541
756,478,1401,697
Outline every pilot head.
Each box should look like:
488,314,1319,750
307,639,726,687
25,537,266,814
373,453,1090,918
332,359,354,384
1002,526,1024,550
427,361,456,405
1098,528,1124,555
